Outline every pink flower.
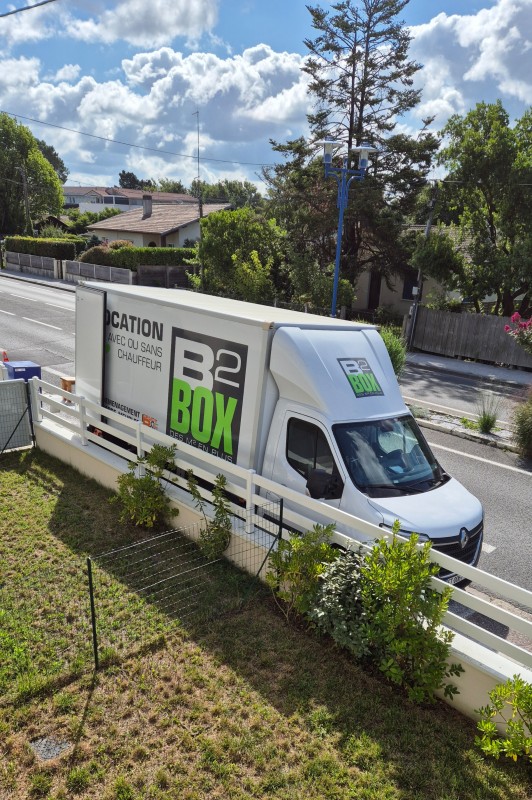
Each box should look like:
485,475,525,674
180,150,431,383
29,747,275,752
504,325,511,332
511,312,521,323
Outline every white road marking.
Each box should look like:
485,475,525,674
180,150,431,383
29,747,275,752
0,309,15,316
482,543,497,554
404,395,478,418
429,440,532,476
9,293,38,301
22,317,62,330
45,302,71,310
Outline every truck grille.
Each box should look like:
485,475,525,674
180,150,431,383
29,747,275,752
432,521,483,579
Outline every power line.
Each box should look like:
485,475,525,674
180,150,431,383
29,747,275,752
0,0,63,20
0,110,275,168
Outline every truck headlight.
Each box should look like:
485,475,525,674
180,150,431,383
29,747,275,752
380,524,430,544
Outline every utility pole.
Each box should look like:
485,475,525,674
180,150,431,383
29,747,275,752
17,166,32,235
193,110,203,219
407,182,439,349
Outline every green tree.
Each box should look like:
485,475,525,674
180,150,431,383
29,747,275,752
0,113,63,235
66,206,121,234
436,101,532,316
263,0,438,309
196,207,286,298
36,138,69,184
118,170,155,191
190,178,263,208
156,177,189,194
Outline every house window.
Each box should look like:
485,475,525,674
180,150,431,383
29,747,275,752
402,271,419,301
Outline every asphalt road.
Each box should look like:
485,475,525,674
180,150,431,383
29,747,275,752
421,427,532,592
0,275,75,387
399,363,526,425
2,275,531,592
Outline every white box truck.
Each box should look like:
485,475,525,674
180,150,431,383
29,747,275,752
75,283,483,582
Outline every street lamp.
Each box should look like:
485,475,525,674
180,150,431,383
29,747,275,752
323,140,377,317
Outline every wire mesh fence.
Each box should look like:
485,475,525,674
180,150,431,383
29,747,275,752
0,380,33,454
87,501,282,669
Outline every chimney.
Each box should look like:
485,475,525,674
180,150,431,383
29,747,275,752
142,194,152,218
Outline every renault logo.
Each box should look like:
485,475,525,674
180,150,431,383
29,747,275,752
459,528,470,549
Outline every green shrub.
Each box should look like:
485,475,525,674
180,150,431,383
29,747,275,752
476,675,532,762
379,326,406,377
108,239,133,249
187,472,232,559
310,523,463,704
112,444,179,528
513,390,532,458
79,245,114,265
5,235,85,259
79,245,196,269
356,528,461,703
266,524,338,618
308,549,368,657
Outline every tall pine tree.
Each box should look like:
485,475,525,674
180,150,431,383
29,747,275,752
264,1,438,302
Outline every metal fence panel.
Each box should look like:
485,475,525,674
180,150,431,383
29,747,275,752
0,380,33,451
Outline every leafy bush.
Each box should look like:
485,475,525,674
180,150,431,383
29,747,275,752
187,472,232,559
425,292,463,313
5,235,85,259
112,444,179,528
356,529,462,703
310,523,462,704
476,675,532,762
513,389,532,458
266,524,338,618
108,239,133,249
379,326,406,377
79,244,196,269
504,312,532,356
308,548,368,657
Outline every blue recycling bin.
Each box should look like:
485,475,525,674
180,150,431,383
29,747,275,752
5,361,42,381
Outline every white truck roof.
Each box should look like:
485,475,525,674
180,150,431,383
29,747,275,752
83,283,377,331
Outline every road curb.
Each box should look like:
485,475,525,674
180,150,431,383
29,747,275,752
416,417,520,453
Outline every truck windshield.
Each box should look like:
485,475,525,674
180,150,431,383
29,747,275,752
333,415,447,498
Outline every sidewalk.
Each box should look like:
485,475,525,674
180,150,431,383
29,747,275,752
406,350,532,389
0,267,76,292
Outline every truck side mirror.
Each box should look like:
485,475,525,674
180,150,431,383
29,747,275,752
306,469,343,500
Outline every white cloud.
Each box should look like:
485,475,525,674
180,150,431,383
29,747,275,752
52,64,82,83
0,0,219,50
410,0,532,125
0,43,309,186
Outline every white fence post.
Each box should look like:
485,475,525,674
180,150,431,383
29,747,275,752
78,397,88,445
246,469,256,533
136,421,145,476
28,376,43,422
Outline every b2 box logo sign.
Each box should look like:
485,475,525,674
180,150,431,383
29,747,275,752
167,329,248,462
338,357,384,398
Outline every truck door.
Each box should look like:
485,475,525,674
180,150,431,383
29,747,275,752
274,413,344,507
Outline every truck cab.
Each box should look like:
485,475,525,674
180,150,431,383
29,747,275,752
261,326,483,582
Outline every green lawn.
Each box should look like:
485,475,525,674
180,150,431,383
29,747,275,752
0,448,531,799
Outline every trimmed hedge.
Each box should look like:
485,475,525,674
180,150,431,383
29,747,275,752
5,236,86,259
79,245,196,270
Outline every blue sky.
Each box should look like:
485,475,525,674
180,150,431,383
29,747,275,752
0,0,530,190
